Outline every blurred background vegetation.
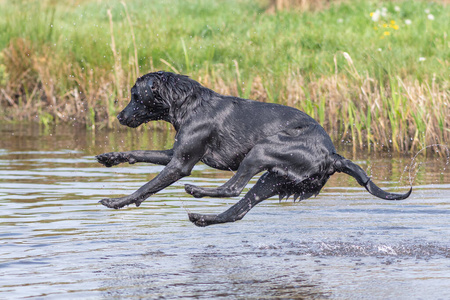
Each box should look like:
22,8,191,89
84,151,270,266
0,0,448,153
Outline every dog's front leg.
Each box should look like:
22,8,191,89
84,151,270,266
99,122,210,209
99,158,190,209
100,135,207,209
96,149,173,167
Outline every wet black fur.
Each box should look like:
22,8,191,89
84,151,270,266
96,71,412,226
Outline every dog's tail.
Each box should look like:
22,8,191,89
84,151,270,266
333,154,412,200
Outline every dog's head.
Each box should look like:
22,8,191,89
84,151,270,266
117,71,172,128
118,71,202,128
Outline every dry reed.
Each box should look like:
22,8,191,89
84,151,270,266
0,0,448,154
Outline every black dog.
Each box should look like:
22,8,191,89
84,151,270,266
96,71,411,226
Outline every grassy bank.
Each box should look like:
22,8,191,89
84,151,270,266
0,0,448,153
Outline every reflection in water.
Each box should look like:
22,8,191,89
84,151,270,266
0,123,449,299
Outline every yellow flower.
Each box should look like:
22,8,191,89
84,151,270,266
382,23,388,28
392,24,399,30
383,31,390,36
390,20,396,25
370,12,374,17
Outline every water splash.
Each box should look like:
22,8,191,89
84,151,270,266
402,144,450,186
279,240,450,259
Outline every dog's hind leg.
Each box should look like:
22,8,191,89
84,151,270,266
185,151,265,198
188,172,280,226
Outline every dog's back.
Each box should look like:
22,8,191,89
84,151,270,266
198,93,336,171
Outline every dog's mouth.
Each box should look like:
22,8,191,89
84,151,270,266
117,108,169,128
117,114,147,128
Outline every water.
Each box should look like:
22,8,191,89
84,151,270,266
1,123,449,299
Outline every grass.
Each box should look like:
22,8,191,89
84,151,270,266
0,0,448,153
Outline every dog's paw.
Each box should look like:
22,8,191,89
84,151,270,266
184,184,206,198
100,196,142,209
99,198,122,209
99,197,134,209
96,152,127,167
188,213,214,227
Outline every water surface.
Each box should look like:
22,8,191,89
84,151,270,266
1,123,449,299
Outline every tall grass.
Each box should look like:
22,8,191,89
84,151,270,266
0,0,448,153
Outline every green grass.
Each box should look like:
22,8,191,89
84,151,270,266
0,0,448,153
1,0,447,82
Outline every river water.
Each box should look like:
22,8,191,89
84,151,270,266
1,123,449,299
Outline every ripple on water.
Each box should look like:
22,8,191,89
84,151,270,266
0,125,449,299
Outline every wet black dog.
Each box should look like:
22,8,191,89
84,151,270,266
96,71,411,226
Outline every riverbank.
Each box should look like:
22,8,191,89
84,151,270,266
0,0,448,152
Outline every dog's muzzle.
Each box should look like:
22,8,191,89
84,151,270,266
117,110,127,126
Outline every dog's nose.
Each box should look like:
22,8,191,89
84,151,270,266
117,111,126,125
